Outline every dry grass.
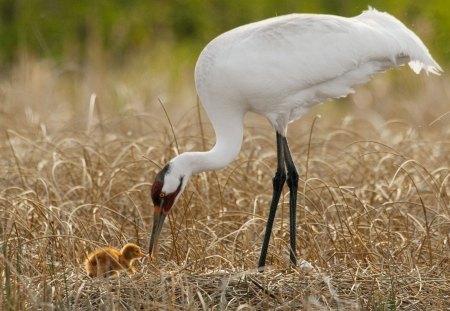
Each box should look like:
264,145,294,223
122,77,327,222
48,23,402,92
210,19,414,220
0,58,449,310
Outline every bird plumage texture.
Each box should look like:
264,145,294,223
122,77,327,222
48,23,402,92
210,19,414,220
85,243,145,278
148,8,441,265
195,7,441,135
156,8,441,197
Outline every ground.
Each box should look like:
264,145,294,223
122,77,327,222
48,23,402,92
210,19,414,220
0,60,449,310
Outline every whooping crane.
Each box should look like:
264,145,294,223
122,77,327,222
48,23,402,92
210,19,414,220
148,7,441,271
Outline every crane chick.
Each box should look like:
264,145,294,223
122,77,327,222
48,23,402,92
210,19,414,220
85,243,145,278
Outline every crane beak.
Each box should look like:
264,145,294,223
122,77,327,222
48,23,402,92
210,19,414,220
148,205,167,258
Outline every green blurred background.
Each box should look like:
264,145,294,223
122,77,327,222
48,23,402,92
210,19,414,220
1,0,448,67
0,0,447,132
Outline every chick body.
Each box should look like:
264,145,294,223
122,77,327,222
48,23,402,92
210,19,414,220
85,243,145,278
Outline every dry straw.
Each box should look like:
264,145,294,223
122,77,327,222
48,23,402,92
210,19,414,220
0,60,449,310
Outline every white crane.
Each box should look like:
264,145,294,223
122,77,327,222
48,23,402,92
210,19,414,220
148,7,441,270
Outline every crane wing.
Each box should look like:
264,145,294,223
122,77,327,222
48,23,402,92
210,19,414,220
195,8,441,132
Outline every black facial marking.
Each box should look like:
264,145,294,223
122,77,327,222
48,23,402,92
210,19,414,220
151,182,163,206
161,176,184,214
151,164,171,206
155,164,171,183
151,164,185,212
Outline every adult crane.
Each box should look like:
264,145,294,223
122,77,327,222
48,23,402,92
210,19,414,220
148,8,441,270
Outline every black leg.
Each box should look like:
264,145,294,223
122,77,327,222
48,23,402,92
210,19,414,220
258,132,286,271
282,137,299,266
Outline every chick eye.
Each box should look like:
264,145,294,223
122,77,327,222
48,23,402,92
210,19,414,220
159,192,166,198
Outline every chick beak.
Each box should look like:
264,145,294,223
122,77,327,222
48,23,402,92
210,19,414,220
148,205,167,258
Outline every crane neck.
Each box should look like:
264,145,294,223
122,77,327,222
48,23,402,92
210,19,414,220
170,107,245,177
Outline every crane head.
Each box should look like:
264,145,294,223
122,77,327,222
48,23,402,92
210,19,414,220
148,164,186,258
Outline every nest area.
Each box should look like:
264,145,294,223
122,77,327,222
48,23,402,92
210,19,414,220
0,63,449,310
2,108,448,310
54,263,449,310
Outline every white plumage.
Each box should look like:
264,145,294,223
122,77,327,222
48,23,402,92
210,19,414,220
148,8,441,269
195,7,440,135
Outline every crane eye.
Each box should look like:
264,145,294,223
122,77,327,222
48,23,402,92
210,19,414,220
159,192,166,198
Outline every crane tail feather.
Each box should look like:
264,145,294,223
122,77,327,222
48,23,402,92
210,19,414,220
358,8,442,76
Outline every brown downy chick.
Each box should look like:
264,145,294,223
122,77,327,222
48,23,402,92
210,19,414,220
85,243,145,278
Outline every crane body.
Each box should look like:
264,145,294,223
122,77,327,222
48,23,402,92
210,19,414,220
148,8,441,270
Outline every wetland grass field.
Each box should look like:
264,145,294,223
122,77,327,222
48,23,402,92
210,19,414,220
1,59,449,310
